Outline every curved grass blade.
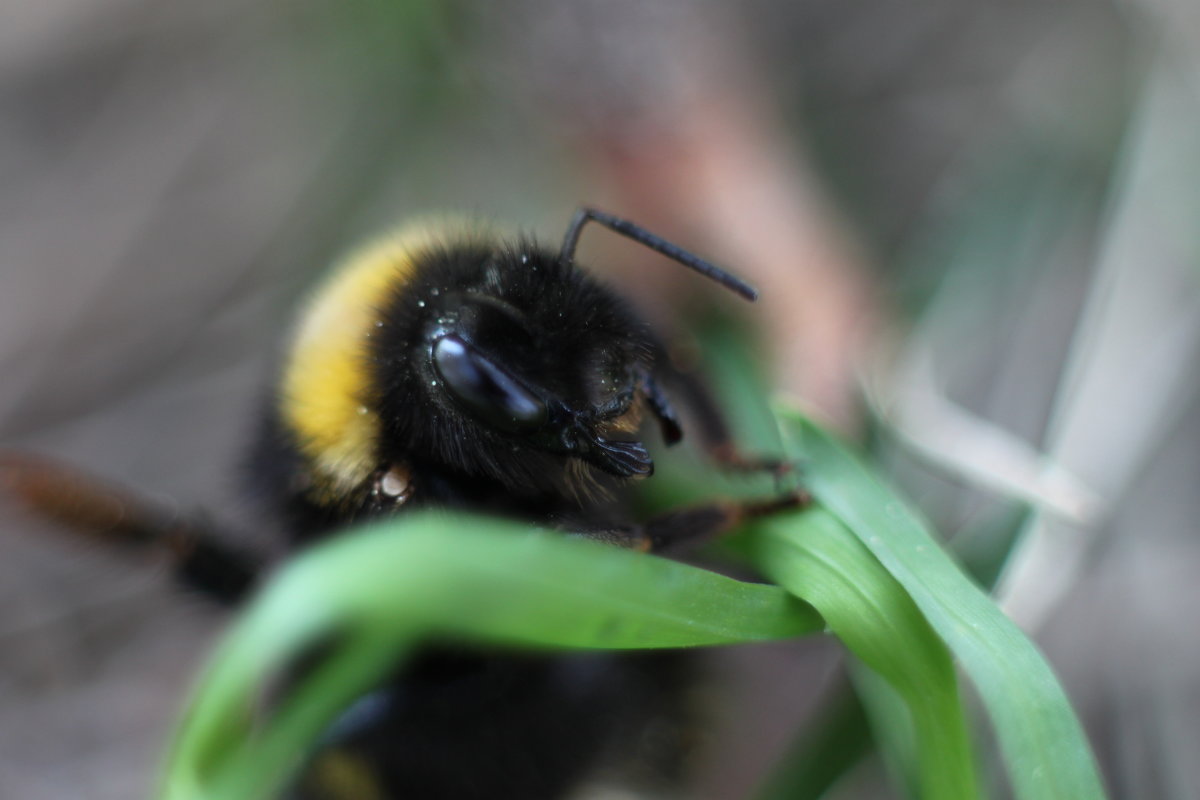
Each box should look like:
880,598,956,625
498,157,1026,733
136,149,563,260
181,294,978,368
777,408,1107,800
161,512,821,800
751,509,981,800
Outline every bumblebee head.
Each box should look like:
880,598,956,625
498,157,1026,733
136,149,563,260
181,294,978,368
426,308,653,480
275,211,753,513
374,242,659,489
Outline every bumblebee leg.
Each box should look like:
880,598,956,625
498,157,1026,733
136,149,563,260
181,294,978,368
640,492,809,554
162,516,261,604
1,451,261,605
572,491,809,554
647,349,793,477
639,369,683,445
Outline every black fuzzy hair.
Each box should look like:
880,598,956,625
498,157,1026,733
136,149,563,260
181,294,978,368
367,235,654,500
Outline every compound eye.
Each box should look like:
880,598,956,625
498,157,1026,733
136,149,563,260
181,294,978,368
433,335,547,433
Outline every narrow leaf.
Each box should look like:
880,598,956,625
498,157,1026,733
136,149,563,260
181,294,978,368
778,409,1107,800
752,509,981,800
162,513,821,800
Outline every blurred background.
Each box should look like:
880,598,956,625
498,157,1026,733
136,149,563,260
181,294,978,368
1,0,1197,797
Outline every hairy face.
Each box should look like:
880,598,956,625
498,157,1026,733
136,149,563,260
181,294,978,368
370,242,658,492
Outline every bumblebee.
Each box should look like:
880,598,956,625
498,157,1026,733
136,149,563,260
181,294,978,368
3,208,796,799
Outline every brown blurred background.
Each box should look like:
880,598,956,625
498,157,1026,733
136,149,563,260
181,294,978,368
1,1,1197,798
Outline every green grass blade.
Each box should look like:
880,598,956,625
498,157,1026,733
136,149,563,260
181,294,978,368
161,512,821,800
751,509,980,800
777,408,1107,800
753,500,1034,800
847,661,920,796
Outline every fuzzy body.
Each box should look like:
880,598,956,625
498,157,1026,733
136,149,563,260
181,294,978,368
257,220,658,542
251,222,693,799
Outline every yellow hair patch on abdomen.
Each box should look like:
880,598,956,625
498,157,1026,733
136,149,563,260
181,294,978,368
280,220,475,497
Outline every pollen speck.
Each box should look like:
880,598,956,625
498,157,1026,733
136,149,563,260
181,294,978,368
380,464,413,500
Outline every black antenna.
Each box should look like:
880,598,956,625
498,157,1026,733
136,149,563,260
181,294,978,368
558,207,758,302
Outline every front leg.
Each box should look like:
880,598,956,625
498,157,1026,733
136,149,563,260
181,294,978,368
640,364,792,478
570,491,809,555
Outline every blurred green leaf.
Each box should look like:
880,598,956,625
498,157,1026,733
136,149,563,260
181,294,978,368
161,514,821,800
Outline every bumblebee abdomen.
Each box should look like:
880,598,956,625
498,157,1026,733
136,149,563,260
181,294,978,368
292,650,694,800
